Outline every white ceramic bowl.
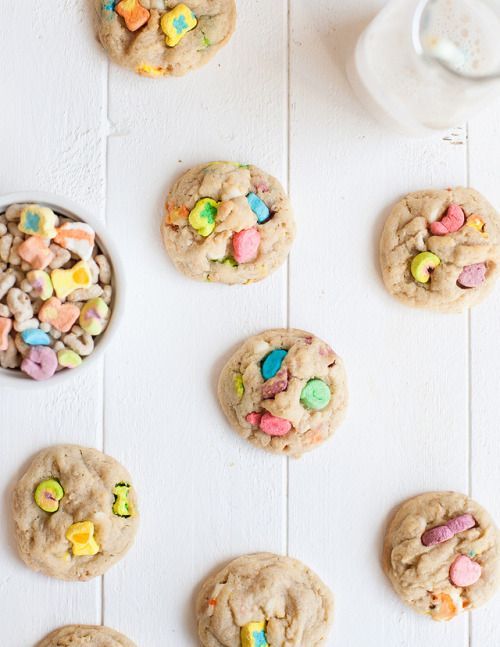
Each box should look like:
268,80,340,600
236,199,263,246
0,192,124,389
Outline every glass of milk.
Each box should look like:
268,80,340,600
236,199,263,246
347,0,500,135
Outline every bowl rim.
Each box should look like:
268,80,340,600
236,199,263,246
0,191,124,389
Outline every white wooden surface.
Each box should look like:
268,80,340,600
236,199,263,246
1,1,500,645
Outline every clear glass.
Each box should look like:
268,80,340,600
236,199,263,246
347,0,500,135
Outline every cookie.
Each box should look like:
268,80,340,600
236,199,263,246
36,625,136,647
383,491,500,621
218,328,348,457
196,553,334,646
161,162,296,284
380,187,500,312
95,0,236,77
12,445,139,581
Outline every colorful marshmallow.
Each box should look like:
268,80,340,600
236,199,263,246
457,263,487,289
410,251,441,284
430,204,465,236
115,0,150,31
232,227,260,264
241,621,268,647
300,379,331,410
247,192,270,223
261,349,287,380
34,479,64,513
21,328,51,346
161,3,197,47
51,261,92,299
79,297,109,336
245,411,292,437
113,482,134,517
18,237,55,270
262,369,288,399
54,222,95,261
189,198,218,237
21,346,58,381
57,349,82,369
422,513,476,547
0,317,12,352
449,554,482,587
66,521,100,556
234,373,245,399
39,297,80,333
466,215,487,236
26,270,53,300
18,205,57,239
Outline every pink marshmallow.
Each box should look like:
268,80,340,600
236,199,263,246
21,346,58,381
449,554,482,587
457,263,487,288
259,412,291,437
430,203,465,236
246,412,262,426
232,227,260,264
446,514,476,535
429,221,449,236
421,524,454,547
262,369,288,399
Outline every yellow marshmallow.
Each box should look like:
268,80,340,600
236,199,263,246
66,521,100,556
160,4,197,47
51,261,92,300
19,204,57,239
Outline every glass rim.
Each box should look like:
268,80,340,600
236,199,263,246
411,0,500,82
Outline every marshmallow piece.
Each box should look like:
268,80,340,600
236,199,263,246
449,555,482,587
115,0,150,31
421,524,454,547
39,297,80,333
247,192,270,223
65,521,100,556
0,317,12,351
446,514,476,534
259,412,291,437
21,346,58,380
161,3,197,47
26,270,53,300
18,205,57,239
457,263,487,289
241,622,268,647
232,227,260,264
430,203,465,236
51,261,92,300
54,222,95,261
57,349,82,369
261,349,287,380
246,412,262,426
18,237,55,270
21,329,51,346
262,369,288,399
79,297,109,336
189,198,218,237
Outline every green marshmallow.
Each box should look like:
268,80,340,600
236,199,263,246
34,479,64,513
112,482,133,517
300,379,331,411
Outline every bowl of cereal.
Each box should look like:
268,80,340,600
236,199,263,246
0,193,122,386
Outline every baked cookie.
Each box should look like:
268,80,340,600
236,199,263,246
12,445,138,581
95,0,236,77
383,491,500,621
196,553,334,646
37,625,136,647
161,162,295,284
380,187,500,312
218,329,347,457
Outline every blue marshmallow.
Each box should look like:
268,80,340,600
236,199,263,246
247,192,270,224
21,328,51,346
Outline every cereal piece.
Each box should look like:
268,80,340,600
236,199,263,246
102,285,112,305
261,349,287,380
7,222,21,237
112,483,134,517
79,298,109,336
65,521,100,556
115,0,150,31
0,234,13,262
262,369,288,399
449,555,482,588
0,270,16,299
300,379,331,411
446,514,476,534
57,348,82,369
410,252,441,284
457,263,487,289
247,192,270,224
430,203,465,236
31,298,43,315
160,4,197,47
20,279,33,293
5,204,22,221
51,329,62,340
25,270,54,300
54,222,95,261
66,284,103,302
39,297,80,333
241,622,268,647
8,237,23,266
0,223,6,236
95,254,112,284
48,243,71,269
18,237,55,270
0,304,11,318
0,336,19,368
259,412,291,436
14,333,30,358
232,227,260,264
21,346,58,380
7,288,33,322
39,322,51,332
87,258,99,283
51,261,92,299
64,326,94,356
0,317,12,351
21,329,51,346
34,479,64,513
13,318,40,332
189,198,218,237
19,205,57,239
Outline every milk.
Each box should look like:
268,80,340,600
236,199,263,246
347,0,500,135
